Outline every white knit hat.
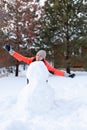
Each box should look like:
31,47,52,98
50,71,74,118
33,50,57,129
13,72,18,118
36,50,46,59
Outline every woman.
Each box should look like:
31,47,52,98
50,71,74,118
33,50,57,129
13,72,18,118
4,44,75,78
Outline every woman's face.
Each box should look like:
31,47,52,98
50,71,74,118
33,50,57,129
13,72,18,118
36,54,43,61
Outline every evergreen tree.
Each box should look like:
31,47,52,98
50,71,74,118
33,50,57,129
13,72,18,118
39,0,87,72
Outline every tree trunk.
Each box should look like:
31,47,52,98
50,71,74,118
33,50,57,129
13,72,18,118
66,35,71,74
15,60,19,76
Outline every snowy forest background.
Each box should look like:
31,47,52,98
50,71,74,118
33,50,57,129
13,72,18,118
0,0,87,76
0,1,87,129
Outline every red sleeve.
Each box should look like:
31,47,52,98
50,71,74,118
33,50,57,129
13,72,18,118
12,51,35,64
44,60,65,76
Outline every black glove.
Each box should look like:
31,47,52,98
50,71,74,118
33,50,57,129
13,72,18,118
4,44,11,52
68,73,75,78
4,44,14,55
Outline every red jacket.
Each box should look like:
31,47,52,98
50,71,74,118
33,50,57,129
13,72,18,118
12,51,65,76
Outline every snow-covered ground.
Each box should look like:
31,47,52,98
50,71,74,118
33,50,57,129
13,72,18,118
0,61,87,130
